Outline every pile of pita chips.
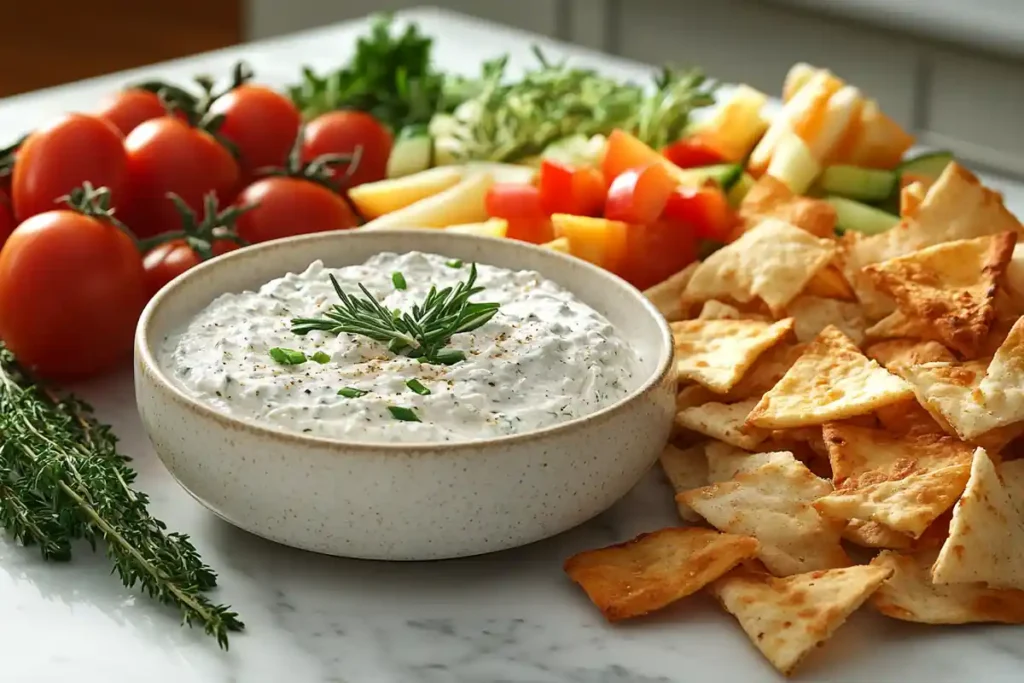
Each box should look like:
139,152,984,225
565,164,1024,678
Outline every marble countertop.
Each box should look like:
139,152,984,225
2,7,1023,683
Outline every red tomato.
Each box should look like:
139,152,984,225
0,209,145,379
602,129,665,186
122,117,240,238
12,114,127,223
662,138,727,168
144,239,239,297
97,89,168,136
485,183,553,243
663,185,736,242
208,85,302,180
538,160,605,217
0,191,14,248
235,177,359,244
301,111,392,187
619,220,698,290
604,164,676,225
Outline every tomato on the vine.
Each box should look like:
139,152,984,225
97,89,169,136
301,111,392,187
12,114,127,223
209,85,302,180
122,117,240,239
0,185,146,380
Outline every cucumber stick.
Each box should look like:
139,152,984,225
898,151,954,183
386,125,433,178
826,196,899,236
819,165,897,203
676,163,743,190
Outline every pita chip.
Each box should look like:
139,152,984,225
874,397,945,436
901,180,928,218
786,295,866,345
563,528,759,621
675,399,767,450
747,326,913,429
842,519,913,550
932,451,1024,589
683,219,836,315
721,342,807,402
672,318,794,393
710,563,893,676
704,441,797,483
659,444,708,523
865,339,955,372
644,262,699,321
871,549,1024,624
697,299,769,321
865,309,936,341
803,264,857,301
676,384,717,412
863,233,1017,356
1003,242,1024,311
814,423,974,537
680,458,850,576
738,174,837,239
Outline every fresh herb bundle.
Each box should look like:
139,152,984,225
0,347,242,648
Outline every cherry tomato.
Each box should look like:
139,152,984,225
0,209,145,379
663,185,736,242
122,117,240,238
209,85,301,180
97,89,169,136
620,220,698,290
485,183,553,243
12,114,127,223
143,239,239,297
662,137,727,168
604,164,676,225
235,177,358,244
538,160,605,217
0,191,14,249
301,111,392,187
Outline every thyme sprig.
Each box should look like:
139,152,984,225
291,263,499,365
0,347,243,648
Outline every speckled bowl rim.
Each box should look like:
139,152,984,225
136,229,675,452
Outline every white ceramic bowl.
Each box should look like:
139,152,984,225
135,230,676,560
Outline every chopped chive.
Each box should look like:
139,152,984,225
388,406,420,422
392,271,407,290
446,259,463,268
406,378,431,395
269,347,307,365
311,351,331,364
433,348,467,365
338,387,368,398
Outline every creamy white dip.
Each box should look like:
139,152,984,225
162,251,640,443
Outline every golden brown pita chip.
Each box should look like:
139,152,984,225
704,441,797,483
863,233,1017,357
721,343,807,401
1003,242,1024,312
842,519,913,550
697,300,770,321
932,451,1024,589
738,175,837,239
814,423,973,537
710,563,893,676
644,262,699,321
901,180,928,218
786,295,866,345
676,384,717,411
874,397,945,435
747,326,913,429
683,219,836,315
563,528,759,621
871,549,1024,624
864,309,934,341
803,264,857,301
865,339,955,371
672,318,794,393
659,444,709,523
680,458,849,575
675,400,767,450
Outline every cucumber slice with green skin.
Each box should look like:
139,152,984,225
386,125,433,178
819,165,897,203
676,163,743,190
826,196,900,236
898,151,954,183
727,172,755,207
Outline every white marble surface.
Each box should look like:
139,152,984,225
1,8,1023,683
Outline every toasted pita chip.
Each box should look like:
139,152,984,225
704,441,797,483
644,262,699,321
696,300,770,321
676,384,717,411
659,444,709,523
1004,242,1024,311
721,343,807,401
931,451,1024,589
814,423,973,537
710,563,893,676
863,233,1017,357
680,458,849,575
676,400,767,450
747,326,913,429
672,318,794,393
865,339,955,371
683,219,836,315
864,309,934,341
563,528,759,621
871,549,1024,624
843,519,913,550
786,295,866,345
842,163,1023,318
738,175,837,239
901,180,928,218
874,397,944,435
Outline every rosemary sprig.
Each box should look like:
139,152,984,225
0,346,243,648
291,263,499,365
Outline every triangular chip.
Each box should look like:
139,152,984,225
874,397,944,436
738,175,837,239
697,299,769,321
871,550,1024,624
704,441,797,483
786,295,866,345
1004,242,1024,311
842,519,913,550
932,451,1024,589
747,326,913,429
644,262,699,321
803,264,857,301
675,399,767,450
865,339,955,372
672,318,794,393
864,309,934,341
863,233,1017,356
563,528,759,621
813,423,973,537
683,219,836,315
721,343,807,401
659,444,708,523
709,563,893,676
680,458,849,575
